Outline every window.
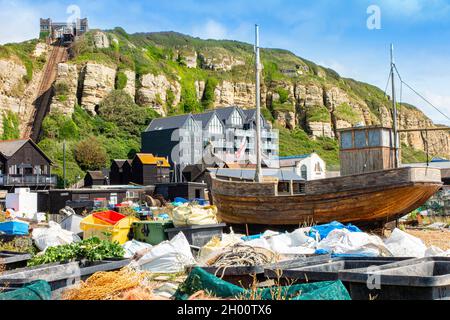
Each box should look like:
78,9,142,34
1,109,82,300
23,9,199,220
315,162,323,173
209,116,223,134
354,131,367,148
185,118,198,133
301,165,308,180
368,130,381,147
341,132,353,149
231,110,243,126
9,165,18,175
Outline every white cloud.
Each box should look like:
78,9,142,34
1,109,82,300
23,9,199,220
378,0,450,20
192,19,228,40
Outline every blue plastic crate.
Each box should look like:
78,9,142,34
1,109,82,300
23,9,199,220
0,221,29,236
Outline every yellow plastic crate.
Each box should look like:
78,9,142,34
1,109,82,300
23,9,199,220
80,214,140,245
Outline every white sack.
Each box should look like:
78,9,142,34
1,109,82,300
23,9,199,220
172,204,219,227
266,229,317,255
425,246,450,257
384,228,427,258
317,229,391,257
134,232,196,273
32,221,81,251
122,240,153,259
198,231,244,263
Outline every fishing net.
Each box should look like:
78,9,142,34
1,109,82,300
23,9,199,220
62,267,158,300
207,245,277,267
0,281,51,300
175,267,351,301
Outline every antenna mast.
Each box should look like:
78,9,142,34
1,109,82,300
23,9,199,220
391,44,400,168
255,24,263,182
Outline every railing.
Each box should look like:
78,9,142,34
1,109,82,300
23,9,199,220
0,175,58,186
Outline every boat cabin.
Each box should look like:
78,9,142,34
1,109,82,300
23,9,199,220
338,126,399,176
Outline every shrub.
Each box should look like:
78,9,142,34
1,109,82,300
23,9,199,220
1,111,20,140
54,81,69,96
276,88,290,104
115,71,128,90
74,136,108,171
60,119,79,140
334,103,360,125
202,77,218,109
180,80,201,113
306,105,331,123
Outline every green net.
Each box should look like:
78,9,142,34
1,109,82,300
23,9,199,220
0,281,52,300
175,267,351,301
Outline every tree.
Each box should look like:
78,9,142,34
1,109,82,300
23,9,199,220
97,90,151,137
115,71,127,90
74,136,108,171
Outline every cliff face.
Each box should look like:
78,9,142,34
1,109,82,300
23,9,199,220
0,45,47,136
1,30,449,159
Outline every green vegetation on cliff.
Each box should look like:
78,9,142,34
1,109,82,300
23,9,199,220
0,39,46,83
39,90,159,187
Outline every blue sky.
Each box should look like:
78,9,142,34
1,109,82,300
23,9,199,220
1,0,450,125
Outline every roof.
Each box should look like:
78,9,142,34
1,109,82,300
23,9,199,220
208,168,304,182
337,126,393,132
86,171,107,180
146,114,192,131
279,154,312,160
112,160,127,168
192,111,217,129
214,106,245,123
0,139,53,164
431,157,449,163
0,139,29,157
145,106,264,133
135,153,171,167
242,109,256,121
401,162,450,170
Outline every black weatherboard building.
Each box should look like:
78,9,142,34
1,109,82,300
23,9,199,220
141,106,279,178
0,139,57,190
110,160,132,185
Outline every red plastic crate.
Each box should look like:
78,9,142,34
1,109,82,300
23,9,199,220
92,210,126,225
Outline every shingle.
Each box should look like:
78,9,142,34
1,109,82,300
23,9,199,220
214,106,241,123
146,114,191,131
112,160,127,168
0,140,28,158
192,111,216,129
87,171,106,180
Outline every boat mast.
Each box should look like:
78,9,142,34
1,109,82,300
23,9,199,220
255,24,263,182
390,44,400,168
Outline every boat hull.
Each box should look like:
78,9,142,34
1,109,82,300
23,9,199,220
210,167,442,227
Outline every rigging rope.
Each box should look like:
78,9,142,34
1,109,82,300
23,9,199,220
393,65,450,122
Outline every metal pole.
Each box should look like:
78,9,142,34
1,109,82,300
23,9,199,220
63,140,66,189
391,44,400,168
255,24,263,183
426,129,430,167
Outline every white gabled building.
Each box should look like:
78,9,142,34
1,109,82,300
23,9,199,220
278,153,326,180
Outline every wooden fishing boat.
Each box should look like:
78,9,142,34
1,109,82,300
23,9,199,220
209,166,442,228
207,28,443,230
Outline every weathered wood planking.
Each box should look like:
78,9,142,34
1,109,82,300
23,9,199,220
210,167,442,226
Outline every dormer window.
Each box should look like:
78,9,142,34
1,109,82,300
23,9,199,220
231,110,243,126
209,116,223,134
